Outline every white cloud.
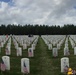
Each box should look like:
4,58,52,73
33,11,50,24
0,0,76,26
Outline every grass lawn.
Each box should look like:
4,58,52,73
0,36,76,75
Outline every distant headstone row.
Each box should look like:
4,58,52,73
0,35,39,57
42,35,76,56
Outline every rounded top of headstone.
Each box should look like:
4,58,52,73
2,56,9,58
74,47,76,48
19,47,21,49
21,58,29,61
61,57,69,60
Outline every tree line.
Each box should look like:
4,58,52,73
0,24,76,35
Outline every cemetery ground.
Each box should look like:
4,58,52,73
0,36,76,75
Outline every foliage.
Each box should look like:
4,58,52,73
0,24,76,35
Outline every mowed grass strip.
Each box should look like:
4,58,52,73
28,37,54,75
29,37,64,75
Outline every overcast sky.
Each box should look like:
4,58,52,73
0,0,76,26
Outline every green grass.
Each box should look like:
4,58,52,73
0,36,76,75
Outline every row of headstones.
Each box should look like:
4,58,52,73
12,36,24,56
0,56,69,74
44,35,63,44
69,36,76,55
70,35,76,44
13,35,38,49
49,35,65,46
0,35,10,53
64,37,70,56
41,35,65,48
13,36,28,48
10,35,39,56
0,35,28,56
42,35,65,49
69,37,75,48
1,35,39,56
13,35,38,47
41,35,65,47
41,36,65,57
42,35,76,56
64,36,76,56
47,47,72,57
0,35,10,47
47,37,65,50
5,37,11,55
0,56,30,74
69,35,76,47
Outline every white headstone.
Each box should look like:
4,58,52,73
53,41,56,46
23,44,27,49
65,43,68,48
0,42,2,47
2,56,10,70
52,48,58,57
0,47,1,53
72,43,75,48
64,47,70,56
48,44,52,50
21,58,30,74
15,43,18,49
74,47,76,55
20,39,23,46
5,46,11,55
1,42,4,47
61,57,69,72
57,44,60,50
28,48,34,57
31,44,35,50
27,41,30,46
17,47,22,56
7,43,11,47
